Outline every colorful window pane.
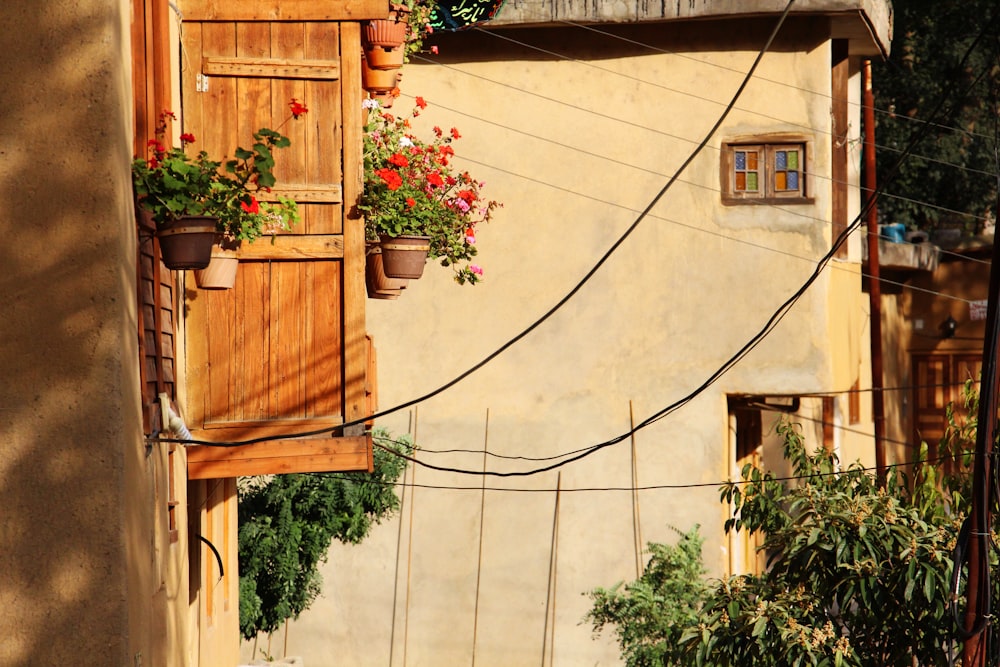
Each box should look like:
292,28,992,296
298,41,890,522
726,143,804,200
733,149,759,193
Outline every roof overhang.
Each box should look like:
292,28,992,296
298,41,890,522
488,0,892,58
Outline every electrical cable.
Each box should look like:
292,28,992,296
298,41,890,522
155,4,996,484
153,0,798,448
466,23,1000,186
317,448,963,494
557,18,1000,146
348,14,1000,479
453,150,987,303
407,62,994,233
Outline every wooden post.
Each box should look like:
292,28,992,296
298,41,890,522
862,60,887,485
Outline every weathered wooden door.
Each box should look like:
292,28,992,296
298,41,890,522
178,2,379,479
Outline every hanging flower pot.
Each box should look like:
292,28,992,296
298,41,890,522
364,43,406,70
194,236,242,289
362,4,410,70
369,89,398,108
379,234,430,279
156,216,218,270
366,246,408,299
362,56,400,92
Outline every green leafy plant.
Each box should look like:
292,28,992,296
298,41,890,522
359,97,500,284
586,526,709,667
132,102,305,243
589,413,987,666
238,428,413,640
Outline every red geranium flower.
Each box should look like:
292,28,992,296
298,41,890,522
406,197,416,208
450,127,461,139
375,168,404,191
180,133,196,144
416,97,427,109
289,98,309,119
388,153,409,167
241,197,260,214
426,171,444,187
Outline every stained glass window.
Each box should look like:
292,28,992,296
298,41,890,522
733,149,760,192
774,149,800,193
725,142,806,201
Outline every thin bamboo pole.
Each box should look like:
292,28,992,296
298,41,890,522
388,425,411,667
629,401,644,577
541,472,562,667
402,408,419,667
471,409,491,666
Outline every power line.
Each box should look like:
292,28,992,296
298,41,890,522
465,24,999,187
156,0,800,450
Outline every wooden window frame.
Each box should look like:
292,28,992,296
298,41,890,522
721,134,814,206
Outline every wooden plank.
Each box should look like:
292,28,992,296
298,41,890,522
270,262,306,418
259,184,343,203
309,261,344,416
341,21,369,431
192,419,344,443
235,234,345,260
180,0,389,21
186,436,372,479
203,56,340,80
304,22,344,234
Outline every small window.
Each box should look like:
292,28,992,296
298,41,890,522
722,140,811,204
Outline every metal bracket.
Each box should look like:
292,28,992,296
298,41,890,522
196,73,209,93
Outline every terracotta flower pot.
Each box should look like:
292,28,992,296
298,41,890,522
366,247,408,299
362,57,400,92
369,89,398,108
194,236,242,289
362,3,409,70
379,234,430,279
363,43,406,70
156,215,218,270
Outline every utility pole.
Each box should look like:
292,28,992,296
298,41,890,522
862,60,887,485
961,211,1000,666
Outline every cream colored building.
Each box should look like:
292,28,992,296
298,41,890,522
271,1,893,666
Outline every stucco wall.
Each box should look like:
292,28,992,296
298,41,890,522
264,17,876,667
0,1,161,664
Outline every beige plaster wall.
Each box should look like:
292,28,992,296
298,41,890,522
0,1,168,665
265,18,875,667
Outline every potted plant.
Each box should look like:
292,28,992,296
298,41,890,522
132,104,302,276
358,97,499,284
362,0,434,70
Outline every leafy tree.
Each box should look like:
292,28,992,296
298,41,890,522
588,412,984,666
873,0,1000,234
238,428,413,639
587,527,709,667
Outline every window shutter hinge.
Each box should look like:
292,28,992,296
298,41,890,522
196,73,209,93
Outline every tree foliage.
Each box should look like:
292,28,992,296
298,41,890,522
238,428,413,639
873,0,1000,234
588,411,984,666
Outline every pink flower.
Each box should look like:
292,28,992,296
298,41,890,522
430,45,439,55
470,264,483,276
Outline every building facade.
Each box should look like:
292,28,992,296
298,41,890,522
277,1,893,666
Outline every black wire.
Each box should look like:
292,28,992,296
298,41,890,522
151,0,798,449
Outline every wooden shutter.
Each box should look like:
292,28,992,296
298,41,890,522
179,15,372,479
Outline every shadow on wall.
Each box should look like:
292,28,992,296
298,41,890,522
0,1,141,665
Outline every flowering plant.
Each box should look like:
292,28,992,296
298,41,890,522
359,97,499,284
132,100,307,243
